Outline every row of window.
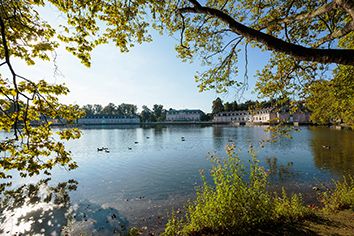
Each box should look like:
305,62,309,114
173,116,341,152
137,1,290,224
83,116,139,119
216,115,269,121
219,112,249,116
166,119,200,121
218,110,271,116
254,116,268,121
231,117,250,121
168,111,202,115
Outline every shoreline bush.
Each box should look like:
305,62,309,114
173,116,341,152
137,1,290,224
320,176,354,212
163,145,311,235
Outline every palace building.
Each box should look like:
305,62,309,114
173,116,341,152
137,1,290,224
77,115,140,125
213,108,310,124
166,109,204,121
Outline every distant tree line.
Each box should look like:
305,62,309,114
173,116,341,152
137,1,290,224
140,105,166,122
211,97,274,115
82,103,138,116
81,99,274,122
81,103,167,122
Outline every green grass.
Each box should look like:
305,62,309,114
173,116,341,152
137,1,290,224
162,145,311,235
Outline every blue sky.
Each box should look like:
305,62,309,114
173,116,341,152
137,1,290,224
12,5,271,113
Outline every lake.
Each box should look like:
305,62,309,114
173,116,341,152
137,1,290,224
1,125,353,235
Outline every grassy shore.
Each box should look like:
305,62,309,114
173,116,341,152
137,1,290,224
151,146,354,236
127,145,353,235
130,209,354,235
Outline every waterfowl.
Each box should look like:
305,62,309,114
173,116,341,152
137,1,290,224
128,147,132,150
134,141,139,144
312,186,320,191
322,145,330,149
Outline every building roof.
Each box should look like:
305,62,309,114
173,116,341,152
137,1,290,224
167,109,204,114
217,110,250,114
215,108,275,116
81,114,139,119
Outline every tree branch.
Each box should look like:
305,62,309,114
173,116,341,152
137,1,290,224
188,0,202,8
179,13,188,49
335,0,354,20
314,21,354,47
280,2,336,24
204,36,243,60
0,16,19,139
180,2,354,66
253,1,336,30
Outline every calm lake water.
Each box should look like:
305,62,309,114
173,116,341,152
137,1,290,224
1,125,354,235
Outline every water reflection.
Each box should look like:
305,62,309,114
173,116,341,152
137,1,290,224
80,124,140,129
265,157,296,182
0,178,130,235
212,126,225,150
65,200,129,235
152,125,165,136
0,178,77,235
0,126,353,235
310,127,354,176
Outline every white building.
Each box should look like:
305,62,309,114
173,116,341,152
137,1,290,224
166,109,204,121
213,108,310,124
77,115,140,125
251,108,277,123
213,110,252,123
278,111,311,124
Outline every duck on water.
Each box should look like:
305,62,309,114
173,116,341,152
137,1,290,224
97,147,109,152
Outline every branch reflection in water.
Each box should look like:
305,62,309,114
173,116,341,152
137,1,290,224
265,157,296,182
0,178,129,235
